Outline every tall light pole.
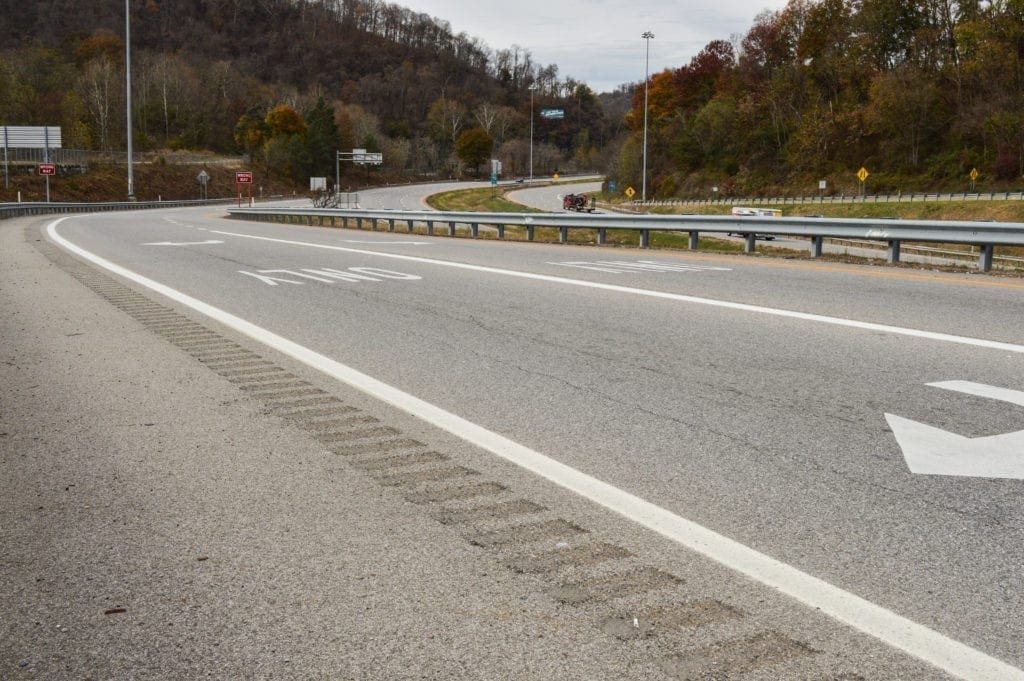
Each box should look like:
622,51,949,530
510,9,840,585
529,85,536,183
125,0,135,200
641,31,654,204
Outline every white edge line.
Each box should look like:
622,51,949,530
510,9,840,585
48,217,1023,680
208,228,1024,356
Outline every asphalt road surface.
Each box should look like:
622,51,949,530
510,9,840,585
3,188,1024,680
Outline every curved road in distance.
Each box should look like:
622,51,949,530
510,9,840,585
5,183,1024,679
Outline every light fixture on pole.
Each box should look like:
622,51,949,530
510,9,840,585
641,31,654,204
125,0,135,200
529,85,536,184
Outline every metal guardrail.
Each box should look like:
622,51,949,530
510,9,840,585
226,206,1024,272
633,191,1024,207
0,197,244,221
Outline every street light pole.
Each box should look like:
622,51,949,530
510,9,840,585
641,31,654,204
529,86,536,183
125,0,135,200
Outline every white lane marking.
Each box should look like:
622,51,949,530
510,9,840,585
887,381,1024,478
47,216,1023,680
142,240,224,246
930,380,1024,408
343,240,429,245
210,228,1024,356
551,260,732,274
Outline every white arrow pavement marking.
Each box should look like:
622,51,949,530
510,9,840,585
142,240,225,246
46,217,1024,680
886,382,1024,478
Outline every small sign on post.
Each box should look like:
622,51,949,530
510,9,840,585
970,167,979,192
236,171,253,206
38,163,56,175
856,167,869,198
197,169,210,200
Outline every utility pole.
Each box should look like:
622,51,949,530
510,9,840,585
125,0,135,200
641,31,654,204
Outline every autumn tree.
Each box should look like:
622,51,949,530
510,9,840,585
455,127,493,176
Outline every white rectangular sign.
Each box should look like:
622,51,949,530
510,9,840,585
1,126,62,149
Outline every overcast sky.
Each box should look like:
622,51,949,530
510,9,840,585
400,0,788,93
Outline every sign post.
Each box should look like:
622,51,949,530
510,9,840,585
197,170,210,200
970,167,979,192
38,163,55,203
235,171,253,206
856,167,869,199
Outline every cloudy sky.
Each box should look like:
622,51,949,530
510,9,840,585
400,0,788,93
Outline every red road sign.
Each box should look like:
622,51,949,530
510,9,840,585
235,171,253,184
38,163,56,175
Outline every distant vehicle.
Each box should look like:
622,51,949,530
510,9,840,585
729,206,779,240
514,177,525,184
563,193,596,212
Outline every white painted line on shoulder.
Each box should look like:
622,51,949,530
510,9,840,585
209,228,1024,355
47,217,1024,680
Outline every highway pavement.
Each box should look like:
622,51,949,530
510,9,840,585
3,186,1024,679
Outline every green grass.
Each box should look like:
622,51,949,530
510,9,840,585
426,187,538,213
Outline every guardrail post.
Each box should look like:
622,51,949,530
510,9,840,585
407,220,413,233
388,219,395,232
307,215,313,226
887,240,901,264
342,216,349,228
526,225,535,241
688,231,699,250
358,217,364,229
559,226,568,244
810,235,823,258
497,224,505,239
640,229,650,248
329,216,336,227
471,223,479,238
427,221,434,236
979,244,994,272
744,234,756,253
598,228,606,245
448,221,456,236
371,218,377,231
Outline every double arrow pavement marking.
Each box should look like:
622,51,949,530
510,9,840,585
887,381,1024,479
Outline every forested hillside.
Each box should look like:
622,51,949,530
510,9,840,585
4,0,1024,198
616,0,1024,196
0,0,617,186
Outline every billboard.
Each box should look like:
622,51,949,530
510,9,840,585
1,126,62,149
540,109,564,120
